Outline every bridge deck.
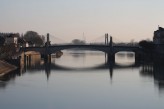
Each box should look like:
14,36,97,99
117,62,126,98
20,44,141,54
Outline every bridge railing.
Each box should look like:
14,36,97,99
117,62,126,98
50,42,139,47
113,43,139,47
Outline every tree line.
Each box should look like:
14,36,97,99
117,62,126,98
0,31,45,46
23,31,45,46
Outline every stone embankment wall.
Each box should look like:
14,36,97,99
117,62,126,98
0,60,17,77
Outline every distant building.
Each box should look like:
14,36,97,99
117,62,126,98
5,34,19,45
153,27,164,44
0,33,20,46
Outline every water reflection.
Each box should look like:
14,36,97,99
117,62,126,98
115,52,135,66
1,51,164,95
116,52,135,58
69,52,86,58
140,61,164,93
0,68,21,88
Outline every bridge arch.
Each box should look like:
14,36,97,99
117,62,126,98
113,50,137,60
48,45,111,54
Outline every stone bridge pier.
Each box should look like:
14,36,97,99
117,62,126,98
107,53,115,63
42,33,52,63
106,34,115,63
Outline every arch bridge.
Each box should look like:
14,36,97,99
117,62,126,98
21,44,140,54
20,33,142,62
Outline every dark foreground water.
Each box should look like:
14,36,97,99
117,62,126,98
0,51,164,109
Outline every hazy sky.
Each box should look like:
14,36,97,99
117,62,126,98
1,0,164,43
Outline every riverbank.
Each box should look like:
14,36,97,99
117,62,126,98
0,60,17,77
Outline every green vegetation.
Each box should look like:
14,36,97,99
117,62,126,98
72,39,85,45
23,31,45,46
0,31,45,60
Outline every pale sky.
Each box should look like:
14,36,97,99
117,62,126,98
0,0,164,43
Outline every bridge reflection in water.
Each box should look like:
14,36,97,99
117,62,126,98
24,59,140,80
1,53,164,94
21,51,140,78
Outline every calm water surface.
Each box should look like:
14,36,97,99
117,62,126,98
0,51,164,109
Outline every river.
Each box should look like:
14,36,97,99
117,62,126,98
0,50,164,109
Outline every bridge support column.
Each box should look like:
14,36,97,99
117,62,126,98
109,36,112,47
105,52,114,80
109,61,114,79
107,35,114,63
44,59,51,81
107,53,115,63
105,33,109,45
45,33,51,47
44,54,51,63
